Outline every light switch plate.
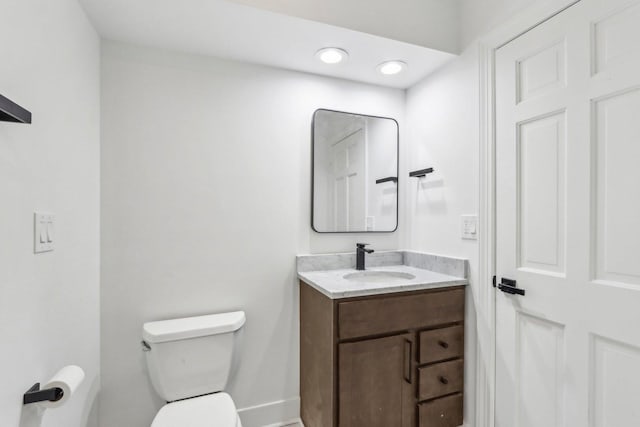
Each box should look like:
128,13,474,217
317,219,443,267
34,212,55,253
461,215,478,240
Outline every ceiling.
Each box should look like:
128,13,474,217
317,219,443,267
226,0,460,53
79,0,457,89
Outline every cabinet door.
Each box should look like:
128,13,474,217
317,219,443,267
338,334,414,427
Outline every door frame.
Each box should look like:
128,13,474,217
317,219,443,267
477,1,582,426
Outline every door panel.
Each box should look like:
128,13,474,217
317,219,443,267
593,88,640,285
331,129,366,232
517,41,567,103
496,1,640,426
515,312,565,427
338,334,413,427
593,2,640,75
590,335,640,426
517,111,566,275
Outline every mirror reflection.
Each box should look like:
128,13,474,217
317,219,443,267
312,109,398,233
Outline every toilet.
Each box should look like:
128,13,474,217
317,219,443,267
142,311,246,427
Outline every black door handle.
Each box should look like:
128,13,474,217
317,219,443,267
498,278,525,296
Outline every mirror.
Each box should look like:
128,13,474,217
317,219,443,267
312,109,399,233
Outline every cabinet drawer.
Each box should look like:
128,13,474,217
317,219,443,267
338,288,465,340
418,359,463,401
419,325,464,364
418,393,463,427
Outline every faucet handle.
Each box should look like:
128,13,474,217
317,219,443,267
356,243,370,248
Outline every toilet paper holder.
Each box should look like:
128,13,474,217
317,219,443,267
23,383,64,405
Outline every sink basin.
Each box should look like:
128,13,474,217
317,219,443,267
343,271,416,284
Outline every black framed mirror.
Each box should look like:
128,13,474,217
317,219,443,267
311,109,399,233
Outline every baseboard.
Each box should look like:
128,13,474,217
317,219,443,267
237,397,301,427
261,421,303,427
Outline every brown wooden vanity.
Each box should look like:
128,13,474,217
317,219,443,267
300,281,465,427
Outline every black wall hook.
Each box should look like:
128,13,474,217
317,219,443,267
409,168,434,178
0,94,32,124
375,176,398,184
23,383,64,405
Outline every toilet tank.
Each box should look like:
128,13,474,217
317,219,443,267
142,311,245,402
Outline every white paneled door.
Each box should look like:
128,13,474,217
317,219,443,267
331,128,366,231
495,0,640,426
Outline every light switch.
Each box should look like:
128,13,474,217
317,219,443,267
46,221,54,243
34,212,55,253
461,215,478,240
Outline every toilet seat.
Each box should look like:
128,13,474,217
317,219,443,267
151,393,241,427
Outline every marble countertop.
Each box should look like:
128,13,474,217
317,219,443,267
298,264,467,299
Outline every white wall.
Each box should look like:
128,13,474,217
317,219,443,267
366,118,398,231
459,0,538,47
0,1,101,427
100,41,405,427
228,0,460,53
405,1,545,425
406,44,481,427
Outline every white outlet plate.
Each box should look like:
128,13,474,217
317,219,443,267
366,216,375,231
34,212,55,253
461,215,478,240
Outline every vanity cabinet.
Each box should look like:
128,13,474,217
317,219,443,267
300,281,465,427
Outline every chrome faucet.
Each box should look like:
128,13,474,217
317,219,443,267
356,243,374,271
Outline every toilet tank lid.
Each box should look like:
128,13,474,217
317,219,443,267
143,311,245,344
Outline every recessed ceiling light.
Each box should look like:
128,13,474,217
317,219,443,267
377,60,407,75
315,47,349,64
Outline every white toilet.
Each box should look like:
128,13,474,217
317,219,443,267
142,311,246,427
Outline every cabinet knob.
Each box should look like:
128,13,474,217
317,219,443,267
439,376,449,385
438,340,449,349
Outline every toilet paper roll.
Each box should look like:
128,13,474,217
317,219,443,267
40,365,85,409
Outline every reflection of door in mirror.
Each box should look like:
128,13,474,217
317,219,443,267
313,109,398,233
330,124,366,231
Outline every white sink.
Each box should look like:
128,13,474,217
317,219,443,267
343,271,416,284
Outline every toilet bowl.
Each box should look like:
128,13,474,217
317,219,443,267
151,393,242,427
142,311,246,427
